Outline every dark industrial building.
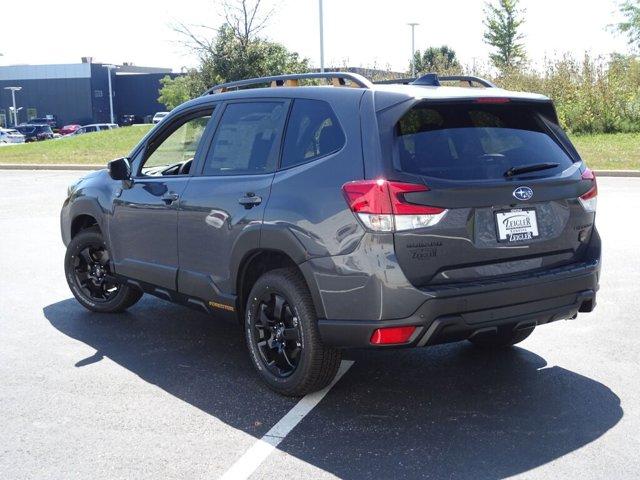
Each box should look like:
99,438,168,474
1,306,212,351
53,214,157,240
0,59,176,127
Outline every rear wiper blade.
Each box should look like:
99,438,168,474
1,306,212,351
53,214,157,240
504,162,560,178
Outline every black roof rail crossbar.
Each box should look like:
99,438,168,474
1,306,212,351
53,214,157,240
373,77,415,85
373,74,496,88
202,72,373,96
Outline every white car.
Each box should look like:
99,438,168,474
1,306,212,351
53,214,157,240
0,128,26,144
152,112,169,124
72,124,120,135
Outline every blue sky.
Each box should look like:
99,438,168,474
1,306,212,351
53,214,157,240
1,0,632,72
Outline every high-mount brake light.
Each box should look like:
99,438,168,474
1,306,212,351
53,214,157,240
342,179,447,232
578,168,598,213
474,97,511,104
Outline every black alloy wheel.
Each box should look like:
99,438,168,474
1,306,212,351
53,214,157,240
244,268,341,396
64,226,142,313
252,292,303,378
71,243,120,302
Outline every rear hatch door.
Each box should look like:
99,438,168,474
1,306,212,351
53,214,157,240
379,98,596,287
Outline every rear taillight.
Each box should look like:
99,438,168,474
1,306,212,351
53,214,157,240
370,326,417,345
342,179,447,232
578,168,597,213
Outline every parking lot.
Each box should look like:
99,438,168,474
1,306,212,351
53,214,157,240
1,170,639,479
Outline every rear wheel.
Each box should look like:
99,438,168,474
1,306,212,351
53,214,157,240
468,327,534,348
64,226,142,313
245,268,341,396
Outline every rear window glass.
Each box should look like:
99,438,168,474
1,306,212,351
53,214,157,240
394,103,574,180
281,99,345,169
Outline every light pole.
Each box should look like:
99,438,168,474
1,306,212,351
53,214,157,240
4,86,22,126
319,0,325,72
407,23,419,77
103,64,116,124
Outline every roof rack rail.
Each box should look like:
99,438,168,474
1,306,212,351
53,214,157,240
438,75,497,88
374,73,497,88
202,72,373,96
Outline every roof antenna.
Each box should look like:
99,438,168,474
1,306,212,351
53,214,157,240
411,73,441,87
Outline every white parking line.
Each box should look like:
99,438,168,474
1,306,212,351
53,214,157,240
219,360,354,480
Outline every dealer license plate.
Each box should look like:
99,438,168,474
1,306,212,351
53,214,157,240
495,208,539,243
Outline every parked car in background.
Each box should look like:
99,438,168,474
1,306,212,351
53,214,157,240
72,124,120,135
152,111,169,124
120,114,144,126
0,128,26,144
27,116,57,129
59,124,81,136
15,124,54,142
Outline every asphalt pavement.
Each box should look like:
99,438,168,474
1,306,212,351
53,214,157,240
0,171,638,479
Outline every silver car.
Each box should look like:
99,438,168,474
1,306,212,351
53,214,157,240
152,111,169,124
0,128,26,144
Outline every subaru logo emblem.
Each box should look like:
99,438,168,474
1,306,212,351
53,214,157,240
513,186,533,201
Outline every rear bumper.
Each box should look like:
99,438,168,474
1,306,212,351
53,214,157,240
317,259,599,348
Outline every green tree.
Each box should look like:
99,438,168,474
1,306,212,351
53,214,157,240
411,45,461,75
159,1,308,107
210,24,308,82
158,72,207,110
483,0,527,71
612,0,640,50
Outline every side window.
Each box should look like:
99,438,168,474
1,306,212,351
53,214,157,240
141,110,212,175
203,102,287,176
281,99,345,169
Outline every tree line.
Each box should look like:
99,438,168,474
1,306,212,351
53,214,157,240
159,0,640,134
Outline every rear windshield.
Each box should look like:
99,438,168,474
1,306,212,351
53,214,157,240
394,103,574,180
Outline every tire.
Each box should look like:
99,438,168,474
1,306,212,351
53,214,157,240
468,327,534,348
64,226,142,313
245,268,342,397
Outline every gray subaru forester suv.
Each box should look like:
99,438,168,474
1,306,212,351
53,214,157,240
61,72,600,396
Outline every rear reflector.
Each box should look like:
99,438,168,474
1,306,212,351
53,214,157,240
578,168,597,213
342,179,447,232
370,326,417,345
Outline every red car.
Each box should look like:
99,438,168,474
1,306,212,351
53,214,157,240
59,124,81,136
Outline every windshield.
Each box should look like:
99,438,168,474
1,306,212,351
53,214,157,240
394,102,574,181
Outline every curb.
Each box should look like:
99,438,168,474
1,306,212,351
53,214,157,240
0,164,103,171
0,165,639,177
592,170,640,177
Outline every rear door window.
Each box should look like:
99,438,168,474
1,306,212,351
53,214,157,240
394,103,574,180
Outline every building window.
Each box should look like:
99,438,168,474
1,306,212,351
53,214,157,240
27,108,38,121
94,90,103,98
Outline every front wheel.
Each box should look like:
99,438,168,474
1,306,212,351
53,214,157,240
64,226,142,313
245,268,341,397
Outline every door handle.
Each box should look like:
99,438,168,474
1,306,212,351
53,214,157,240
238,193,262,209
161,192,180,204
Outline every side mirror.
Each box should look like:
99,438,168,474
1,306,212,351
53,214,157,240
108,157,131,181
